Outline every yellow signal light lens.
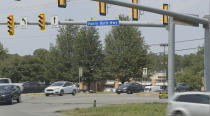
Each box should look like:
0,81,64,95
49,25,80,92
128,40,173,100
163,4,168,25
58,0,67,8
99,2,106,16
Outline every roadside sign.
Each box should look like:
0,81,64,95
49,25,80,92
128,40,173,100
51,16,59,28
87,20,119,26
143,68,147,77
20,17,27,29
79,67,83,77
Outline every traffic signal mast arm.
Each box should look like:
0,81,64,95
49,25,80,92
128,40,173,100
92,0,208,26
0,20,165,27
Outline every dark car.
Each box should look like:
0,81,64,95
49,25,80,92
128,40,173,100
116,82,144,94
22,81,48,93
175,82,191,92
0,84,21,104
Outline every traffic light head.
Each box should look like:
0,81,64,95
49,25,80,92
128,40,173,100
99,1,106,16
58,0,67,8
163,4,168,25
132,0,138,21
7,15,14,36
38,13,46,31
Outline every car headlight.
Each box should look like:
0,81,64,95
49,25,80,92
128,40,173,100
1,94,11,97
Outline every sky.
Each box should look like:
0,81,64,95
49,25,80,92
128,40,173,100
0,0,209,56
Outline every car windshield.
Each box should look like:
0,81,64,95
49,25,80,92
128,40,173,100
119,83,131,88
0,85,12,91
51,82,64,86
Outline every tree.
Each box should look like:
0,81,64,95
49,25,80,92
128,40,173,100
104,15,148,83
175,47,204,90
72,26,103,89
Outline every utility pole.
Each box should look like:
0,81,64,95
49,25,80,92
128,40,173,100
160,43,168,85
167,0,175,99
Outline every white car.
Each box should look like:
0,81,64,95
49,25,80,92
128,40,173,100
167,92,210,116
44,81,77,96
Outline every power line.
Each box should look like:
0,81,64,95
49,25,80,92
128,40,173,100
149,38,204,46
175,47,198,52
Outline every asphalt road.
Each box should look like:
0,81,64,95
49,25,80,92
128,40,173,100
0,93,167,116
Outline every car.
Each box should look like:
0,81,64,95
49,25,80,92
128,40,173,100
144,86,161,92
175,82,191,92
0,84,21,105
167,92,210,116
44,81,77,96
116,82,144,94
22,81,48,93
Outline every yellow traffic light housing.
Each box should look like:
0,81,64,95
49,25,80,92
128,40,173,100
163,4,168,25
58,0,67,8
99,1,106,16
8,15,15,36
132,0,138,21
38,13,46,31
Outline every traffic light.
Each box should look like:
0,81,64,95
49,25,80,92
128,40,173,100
132,0,138,21
7,15,15,36
38,13,46,31
163,4,168,25
58,0,67,8
99,1,106,16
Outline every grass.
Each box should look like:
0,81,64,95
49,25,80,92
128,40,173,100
59,103,167,116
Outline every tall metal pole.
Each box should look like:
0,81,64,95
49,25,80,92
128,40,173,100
168,0,175,99
204,26,210,91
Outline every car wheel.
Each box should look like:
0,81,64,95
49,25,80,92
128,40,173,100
117,92,121,94
8,97,13,105
17,96,21,103
72,90,76,96
45,94,49,96
127,90,132,94
174,111,184,116
59,90,64,96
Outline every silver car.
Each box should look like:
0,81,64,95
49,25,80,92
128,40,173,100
167,92,210,116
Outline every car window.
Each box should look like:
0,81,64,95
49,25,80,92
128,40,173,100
51,82,64,86
0,79,9,83
64,82,72,86
175,94,210,104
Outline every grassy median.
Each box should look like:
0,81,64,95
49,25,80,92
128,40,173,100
59,103,167,116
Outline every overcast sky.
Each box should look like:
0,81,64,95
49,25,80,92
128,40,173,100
0,0,208,56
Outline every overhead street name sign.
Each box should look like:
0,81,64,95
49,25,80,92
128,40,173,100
87,20,119,26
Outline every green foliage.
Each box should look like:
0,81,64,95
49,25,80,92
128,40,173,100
104,15,147,83
175,47,204,90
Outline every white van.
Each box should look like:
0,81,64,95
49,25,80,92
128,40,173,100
144,86,161,92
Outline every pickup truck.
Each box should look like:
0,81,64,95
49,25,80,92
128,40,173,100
0,78,23,91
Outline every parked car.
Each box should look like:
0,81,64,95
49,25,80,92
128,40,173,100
116,82,144,94
167,92,210,116
22,81,48,93
44,81,77,96
0,84,21,104
144,86,161,92
175,82,191,92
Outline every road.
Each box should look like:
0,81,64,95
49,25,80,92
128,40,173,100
0,93,166,116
